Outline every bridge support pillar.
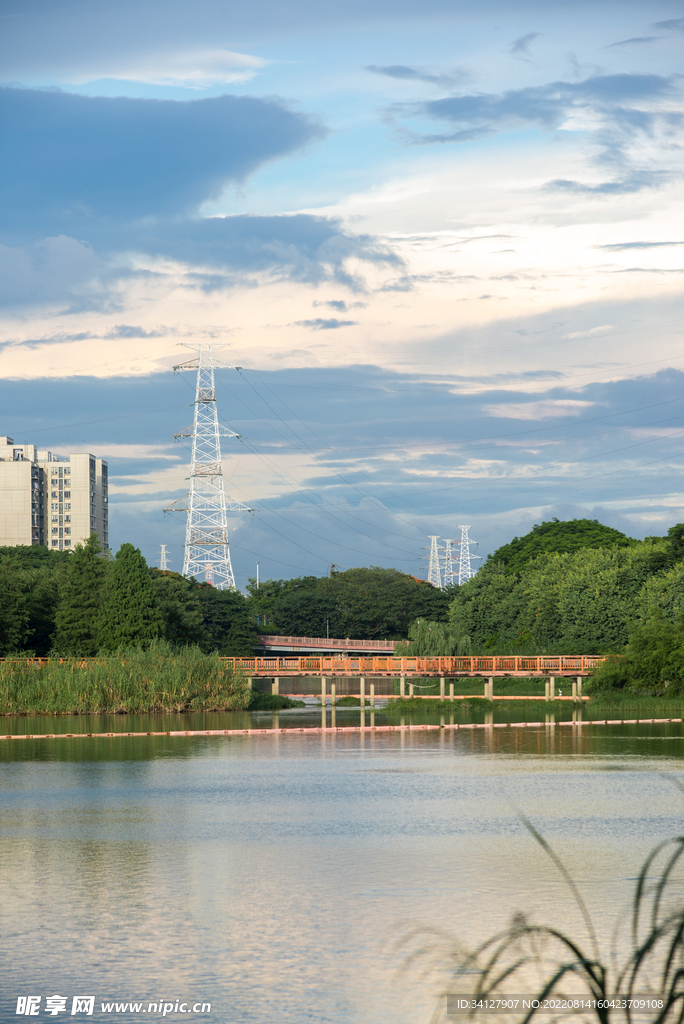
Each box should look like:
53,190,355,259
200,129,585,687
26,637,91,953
439,676,445,700
321,676,327,705
409,681,414,698
331,682,336,706
572,679,578,703
577,676,583,699
272,677,279,696
486,677,494,701
400,676,405,698
548,676,555,701
370,683,375,709
449,681,454,702
247,677,252,690
359,677,365,710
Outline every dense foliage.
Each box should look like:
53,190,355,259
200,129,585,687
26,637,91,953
0,540,259,657
247,566,449,639
404,520,684,664
488,517,633,574
3,516,684,687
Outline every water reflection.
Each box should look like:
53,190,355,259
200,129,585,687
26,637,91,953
3,727,684,1024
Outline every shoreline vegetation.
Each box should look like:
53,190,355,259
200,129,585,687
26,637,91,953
0,643,253,715
4,519,684,715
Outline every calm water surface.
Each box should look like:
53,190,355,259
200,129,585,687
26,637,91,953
1,710,684,1023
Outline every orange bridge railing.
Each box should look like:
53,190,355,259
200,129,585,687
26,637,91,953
219,655,608,675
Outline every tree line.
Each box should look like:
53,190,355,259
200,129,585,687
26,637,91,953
404,517,684,696
3,518,684,696
0,541,449,657
0,536,260,657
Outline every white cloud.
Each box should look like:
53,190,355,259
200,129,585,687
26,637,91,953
483,400,595,420
65,49,267,87
564,325,615,339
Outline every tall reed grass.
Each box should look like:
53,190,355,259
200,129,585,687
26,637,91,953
401,820,684,1024
0,641,250,715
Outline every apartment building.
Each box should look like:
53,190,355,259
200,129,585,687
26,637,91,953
0,437,108,551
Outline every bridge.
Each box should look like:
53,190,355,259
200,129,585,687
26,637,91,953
220,655,607,702
256,635,396,654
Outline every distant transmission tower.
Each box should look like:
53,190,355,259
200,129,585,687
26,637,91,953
457,525,482,585
164,344,250,590
442,538,456,587
425,535,442,588
158,544,171,571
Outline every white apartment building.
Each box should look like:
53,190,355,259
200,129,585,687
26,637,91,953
0,437,108,551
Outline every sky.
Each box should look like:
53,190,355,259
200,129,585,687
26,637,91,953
1,0,683,587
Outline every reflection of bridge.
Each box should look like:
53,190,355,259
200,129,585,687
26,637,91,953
219,655,607,702
256,635,396,654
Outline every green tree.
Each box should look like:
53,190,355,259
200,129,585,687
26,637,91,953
53,534,108,655
25,562,63,656
98,543,163,650
149,569,205,646
251,567,450,640
0,557,31,654
395,617,472,656
197,584,261,656
448,539,670,655
667,522,684,562
587,612,684,697
488,518,633,574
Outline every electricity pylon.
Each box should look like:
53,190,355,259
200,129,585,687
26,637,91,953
164,343,250,590
457,525,482,585
442,538,456,587
158,544,170,571
425,535,442,588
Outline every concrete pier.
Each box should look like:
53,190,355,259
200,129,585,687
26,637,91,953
360,676,365,710
272,677,279,696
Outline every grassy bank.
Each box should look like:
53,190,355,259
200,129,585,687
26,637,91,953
585,691,684,715
247,692,305,710
0,643,251,715
384,694,684,717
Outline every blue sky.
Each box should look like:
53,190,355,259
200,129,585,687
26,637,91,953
1,0,683,585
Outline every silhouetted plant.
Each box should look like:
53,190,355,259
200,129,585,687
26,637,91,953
400,819,684,1024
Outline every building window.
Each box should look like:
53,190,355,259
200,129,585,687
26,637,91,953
51,515,58,523
64,540,71,547
63,491,70,498
64,515,71,523
52,528,58,535
51,540,58,547
51,491,58,498
51,503,58,511
64,503,71,511
64,528,71,535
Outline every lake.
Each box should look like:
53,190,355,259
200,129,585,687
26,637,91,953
2,706,684,1023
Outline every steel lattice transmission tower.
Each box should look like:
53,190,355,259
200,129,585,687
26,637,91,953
165,344,250,590
456,525,482,585
442,538,457,587
425,535,442,588
158,544,171,571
